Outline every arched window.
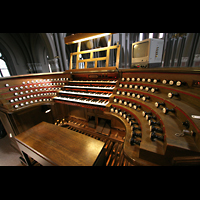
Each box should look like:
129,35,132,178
0,52,10,77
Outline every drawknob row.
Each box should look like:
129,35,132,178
121,77,185,87
110,106,142,146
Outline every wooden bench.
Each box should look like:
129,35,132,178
15,121,105,166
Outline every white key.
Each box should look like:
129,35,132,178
64,85,114,90
59,91,111,98
53,96,108,106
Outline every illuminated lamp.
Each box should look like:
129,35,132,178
64,33,113,45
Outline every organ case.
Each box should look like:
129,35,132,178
0,67,200,166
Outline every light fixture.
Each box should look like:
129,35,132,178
139,33,143,41
45,109,51,114
41,105,51,113
149,33,153,38
159,33,164,38
65,33,112,44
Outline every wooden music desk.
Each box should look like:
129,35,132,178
15,122,105,166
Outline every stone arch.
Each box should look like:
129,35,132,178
38,33,57,59
0,38,17,75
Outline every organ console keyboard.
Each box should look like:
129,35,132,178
1,66,200,166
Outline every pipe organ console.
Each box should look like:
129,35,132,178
1,67,200,166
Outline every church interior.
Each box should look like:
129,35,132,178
0,33,200,166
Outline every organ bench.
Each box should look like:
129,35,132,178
1,67,200,166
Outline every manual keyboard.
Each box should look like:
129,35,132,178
53,96,109,106
59,90,112,98
53,78,117,109
64,85,115,90
69,80,117,84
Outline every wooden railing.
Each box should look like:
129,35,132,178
69,44,120,69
